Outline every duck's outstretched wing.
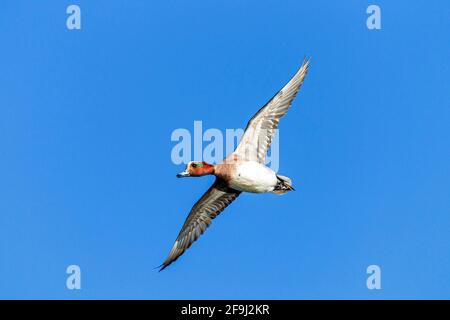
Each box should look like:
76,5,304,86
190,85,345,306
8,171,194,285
160,179,241,271
234,58,310,163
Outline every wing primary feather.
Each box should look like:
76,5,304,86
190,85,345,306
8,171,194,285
234,58,310,163
159,179,241,271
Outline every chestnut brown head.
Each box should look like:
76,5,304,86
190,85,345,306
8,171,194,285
176,161,214,178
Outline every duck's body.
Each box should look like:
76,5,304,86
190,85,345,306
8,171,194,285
215,158,290,194
227,160,278,193
160,58,310,271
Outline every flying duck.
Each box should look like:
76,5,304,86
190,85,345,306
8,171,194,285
160,58,310,270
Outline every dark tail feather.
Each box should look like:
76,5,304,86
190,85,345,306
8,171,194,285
273,175,294,194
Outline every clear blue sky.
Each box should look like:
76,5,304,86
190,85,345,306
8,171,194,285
0,0,449,299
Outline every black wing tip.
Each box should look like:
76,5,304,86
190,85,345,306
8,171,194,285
158,265,167,272
298,56,311,73
157,254,179,272
301,56,311,69
156,262,170,272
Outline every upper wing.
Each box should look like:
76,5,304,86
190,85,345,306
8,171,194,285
234,58,310,163
160,179,241,271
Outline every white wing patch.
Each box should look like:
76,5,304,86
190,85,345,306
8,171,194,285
234,58,310,163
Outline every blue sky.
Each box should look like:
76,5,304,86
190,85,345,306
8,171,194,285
0,1,449,299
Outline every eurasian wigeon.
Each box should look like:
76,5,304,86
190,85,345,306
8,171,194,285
160,58,310,270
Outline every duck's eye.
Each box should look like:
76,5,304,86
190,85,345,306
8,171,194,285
191,163,197,168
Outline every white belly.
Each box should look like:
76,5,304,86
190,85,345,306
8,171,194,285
229,161,278,193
